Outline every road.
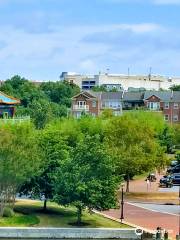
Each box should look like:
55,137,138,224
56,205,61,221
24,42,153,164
127,202,179,216
102,202,179,239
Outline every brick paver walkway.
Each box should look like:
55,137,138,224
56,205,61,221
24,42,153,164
102,202,179,239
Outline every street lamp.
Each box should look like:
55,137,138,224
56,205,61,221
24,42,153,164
120,183,125,223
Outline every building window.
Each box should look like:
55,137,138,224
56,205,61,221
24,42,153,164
174,103,179,109
92,101,96,107
77,101,86,108
173,115,178,121
148,102,160,110
164,115,169,121
164,102,169,109
91,113,96,117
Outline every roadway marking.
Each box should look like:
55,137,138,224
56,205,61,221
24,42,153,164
126,202,179,217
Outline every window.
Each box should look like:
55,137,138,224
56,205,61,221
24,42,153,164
91,113,96,117
173,115,178,122
164,115,169,121
92,101,96,107
174,103,179,109
77,101,86,108
164,102,169,109
148,102,160,110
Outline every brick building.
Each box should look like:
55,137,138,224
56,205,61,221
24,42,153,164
144,91,180,123
71,91,123,118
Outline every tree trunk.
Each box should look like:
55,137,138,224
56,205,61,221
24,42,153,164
43,199,47,212
77,206,82,225
126,174,130,193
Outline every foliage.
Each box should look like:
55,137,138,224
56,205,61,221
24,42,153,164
0,75,80,128
0,123,42,216
169,85,180,91
105,113,167,192
3,207,15,218
20,128,70,211
54,134,121,224
92,85,107,92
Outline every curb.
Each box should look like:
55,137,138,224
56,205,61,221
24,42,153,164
93,210,155,235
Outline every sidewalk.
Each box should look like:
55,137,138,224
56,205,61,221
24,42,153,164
102,202,179,239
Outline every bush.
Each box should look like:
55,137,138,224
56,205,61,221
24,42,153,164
3,207,15,218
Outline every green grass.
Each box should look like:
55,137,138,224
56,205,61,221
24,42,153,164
0,200,130,228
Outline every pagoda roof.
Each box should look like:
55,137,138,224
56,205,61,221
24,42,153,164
0,91,20,105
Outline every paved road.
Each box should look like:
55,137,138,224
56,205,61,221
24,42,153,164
158,185,179,193
102,202,179,239
128,202,179,215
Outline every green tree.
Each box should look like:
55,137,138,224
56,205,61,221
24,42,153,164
29,99,53,129
54,134,121,225
92,85,107,92
20,128,69,211
169,85,180,91
40,81,80,107
105,114,167,192
0,123,41,216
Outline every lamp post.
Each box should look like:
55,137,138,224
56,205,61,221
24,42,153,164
120,183,125,223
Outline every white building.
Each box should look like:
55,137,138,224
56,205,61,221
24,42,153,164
60,72,180,91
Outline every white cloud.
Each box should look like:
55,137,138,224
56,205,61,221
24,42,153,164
0,22,178,79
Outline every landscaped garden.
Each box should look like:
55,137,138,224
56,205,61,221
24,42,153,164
0,200,129,228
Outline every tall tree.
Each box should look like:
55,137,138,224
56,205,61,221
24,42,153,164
54,134,121,224
105,114,167,192
0,123,42,216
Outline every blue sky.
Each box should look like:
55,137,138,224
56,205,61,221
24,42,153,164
0,0,180,80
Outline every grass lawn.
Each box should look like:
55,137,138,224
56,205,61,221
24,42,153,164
0,200,130,228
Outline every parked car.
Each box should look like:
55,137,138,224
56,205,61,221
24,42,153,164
167,164,180,174
172,174,180,185
159,175,173,188
170,160,178,167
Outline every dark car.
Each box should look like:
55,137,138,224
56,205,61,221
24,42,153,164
170,160,178,167
159,175,173,188
172,174,180,185
167,164,180,174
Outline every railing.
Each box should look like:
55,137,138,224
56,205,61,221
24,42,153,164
73,105,89,111
0,116,31,124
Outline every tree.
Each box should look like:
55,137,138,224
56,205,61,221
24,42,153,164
20,128,69,211
92,85,107,92
169,85,180,91
54,134,121,225
40,81,80,107
29,99,53,129
105,114,167,192
0,123,41,216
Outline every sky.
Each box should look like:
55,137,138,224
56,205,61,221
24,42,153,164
0,0,180,80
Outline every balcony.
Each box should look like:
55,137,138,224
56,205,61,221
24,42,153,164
73,105,89,111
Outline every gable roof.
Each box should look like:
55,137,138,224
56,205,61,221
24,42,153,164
72,91,97,100
171,91,180,102
101,92,123,100
144,91,172,102
123,92,144,102
0,91,20,105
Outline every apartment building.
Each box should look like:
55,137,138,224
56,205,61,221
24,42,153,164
72,90,180,123
71,91,123,118
144,91,180,123
60,72,180,91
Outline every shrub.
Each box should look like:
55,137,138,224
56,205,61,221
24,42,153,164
3,207,15,218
